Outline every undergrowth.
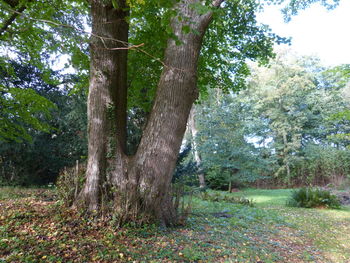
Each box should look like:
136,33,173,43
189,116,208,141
199,191,254,207
287,187,341,209
1,187,349,262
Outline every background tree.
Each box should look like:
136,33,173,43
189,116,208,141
196,90,270,191
0,61,87,186
188,106,206,189
193,51,350,189
0,60,54,142
241,51,350,186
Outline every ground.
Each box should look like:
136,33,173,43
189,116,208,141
1,187,350,262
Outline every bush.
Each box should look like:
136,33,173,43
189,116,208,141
172,144,198,187
205,169,249,191
199,191,254,207
56,162,86,206
287,188,341,209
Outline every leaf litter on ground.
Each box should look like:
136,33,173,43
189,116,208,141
1,188,349,262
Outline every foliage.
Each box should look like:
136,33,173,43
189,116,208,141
0,0,90,75
291,144,350,186
0,62,55,142
199,191,254,207
196,91,270,190
0,0,89,143
0,0,290,117
0,62,87,186
287,188,341,209
172,144,198,187
247,54,317,182
279,0,340,22
240,51,350,186
195,52,350,189
56,162,86,206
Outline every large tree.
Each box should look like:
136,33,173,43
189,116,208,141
0,0,339,225
76,0,284,226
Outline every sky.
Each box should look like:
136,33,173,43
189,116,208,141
51,1,350,71
257,0,350,66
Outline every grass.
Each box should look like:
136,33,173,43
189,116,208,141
1,187,350,262
230,188,293,207
231,188,350,262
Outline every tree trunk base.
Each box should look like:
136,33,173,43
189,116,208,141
74,183,179,227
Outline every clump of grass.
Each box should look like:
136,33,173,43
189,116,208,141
287,188,341,209
200,191,254,207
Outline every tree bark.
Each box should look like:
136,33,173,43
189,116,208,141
125,0,216,225
76,0,218,226
75,0,129,211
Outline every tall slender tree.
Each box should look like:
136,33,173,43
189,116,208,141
188,106,206,189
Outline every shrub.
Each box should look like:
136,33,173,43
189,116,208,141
56,162,86,206
287,188,341,209
199,192,254,207
172,144,198,187
205,169,248,191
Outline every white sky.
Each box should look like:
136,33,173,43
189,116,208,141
52,1,350,71
257,0,350,66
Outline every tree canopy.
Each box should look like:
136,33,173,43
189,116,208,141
192,50,350,189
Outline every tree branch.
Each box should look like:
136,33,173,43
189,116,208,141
0,5,26,37
0,5,179,73
198,0,225,31
3,0,20,8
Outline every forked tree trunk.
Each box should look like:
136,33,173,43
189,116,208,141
76,0,222,226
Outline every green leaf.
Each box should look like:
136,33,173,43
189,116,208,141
182,25,191,34
112,0,119,9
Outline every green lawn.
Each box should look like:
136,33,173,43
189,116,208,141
231,188,350,262
231,188,294,207
1,187,350,262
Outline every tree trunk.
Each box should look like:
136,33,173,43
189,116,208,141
75,0,129,211
282,132,291,183
188,106,206,189
119,0,215,226
76,0,220,226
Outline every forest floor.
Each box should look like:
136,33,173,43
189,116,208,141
1,187,350,263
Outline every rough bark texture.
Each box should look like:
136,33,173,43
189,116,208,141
124,0,215,225
75,0,129,211
77,0,217,226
